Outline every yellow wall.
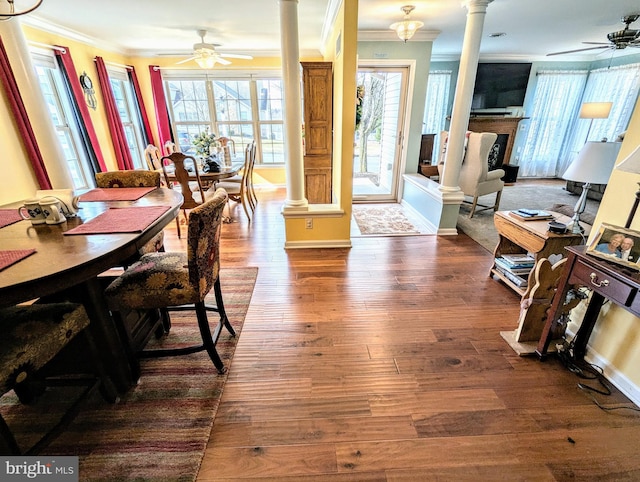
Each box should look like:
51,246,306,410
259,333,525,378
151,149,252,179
580,94,640,390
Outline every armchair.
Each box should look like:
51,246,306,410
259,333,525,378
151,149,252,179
438,130,504,218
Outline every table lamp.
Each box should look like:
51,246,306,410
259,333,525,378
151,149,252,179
562,141,621,234
579,102,612,141
614,144,640,228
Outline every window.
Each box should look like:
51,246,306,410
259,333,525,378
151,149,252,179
164,72,284,164
32,52,94,190
108,68,146,169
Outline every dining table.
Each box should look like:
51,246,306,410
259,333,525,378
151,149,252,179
0,187,183,393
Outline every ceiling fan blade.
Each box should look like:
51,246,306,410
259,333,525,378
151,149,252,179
217,57,232,66
546,45,612,56
176,56,197,65
581,41,612,45
219,53,254,60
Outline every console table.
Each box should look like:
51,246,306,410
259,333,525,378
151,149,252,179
537,245,640,360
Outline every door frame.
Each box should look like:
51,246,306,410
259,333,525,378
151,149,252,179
353,59,416,203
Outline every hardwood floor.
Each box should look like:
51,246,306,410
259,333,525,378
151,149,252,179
166,189,640,481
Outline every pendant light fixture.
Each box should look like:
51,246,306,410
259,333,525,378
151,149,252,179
389,5,424,42
0,0,43,18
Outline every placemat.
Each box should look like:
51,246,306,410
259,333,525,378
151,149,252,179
79,187,156,202
0,249,36,272
64,206,171,235
0,209,23,229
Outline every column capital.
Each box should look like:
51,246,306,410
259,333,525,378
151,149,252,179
463,0,493,12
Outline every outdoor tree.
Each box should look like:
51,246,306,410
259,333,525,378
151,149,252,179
356,75,384,174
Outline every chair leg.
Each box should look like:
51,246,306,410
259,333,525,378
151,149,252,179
493,189,503,211
211,277,236,337
175,217,181,239
194,302,227,374
468,195,480,218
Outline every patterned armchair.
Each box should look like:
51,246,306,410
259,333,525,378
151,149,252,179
0,302,116,455
105,188,235,375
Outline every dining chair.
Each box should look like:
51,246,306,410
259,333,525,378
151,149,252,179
214,141,257,221
104,188,235,375
160,152,211,238
163,140,179,156
94,170,165,254
144,144,163,171
0,302,117,455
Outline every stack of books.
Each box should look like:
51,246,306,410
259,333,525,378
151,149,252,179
494,254,536,288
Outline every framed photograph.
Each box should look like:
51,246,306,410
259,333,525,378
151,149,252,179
586,223,640,270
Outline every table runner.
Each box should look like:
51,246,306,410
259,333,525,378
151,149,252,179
79,187,156,202
0,249,36,272
0,209,23,229
64,206,171,235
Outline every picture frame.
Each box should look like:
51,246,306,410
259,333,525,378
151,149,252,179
586,223,640,270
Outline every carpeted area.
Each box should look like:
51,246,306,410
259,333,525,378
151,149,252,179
457,179,600,252
0,267,257,481
352,204,431,236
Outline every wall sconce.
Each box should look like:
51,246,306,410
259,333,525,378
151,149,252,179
579,102,612,141
389,5,424,42
0,0,43,17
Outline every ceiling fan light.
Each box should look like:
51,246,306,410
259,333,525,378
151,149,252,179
390,5,424,42
195,54,216,69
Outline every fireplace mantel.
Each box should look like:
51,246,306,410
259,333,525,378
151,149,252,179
467,116,527,167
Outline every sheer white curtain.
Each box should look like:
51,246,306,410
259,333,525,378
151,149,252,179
559,63,640,174
423,70,451,162
519,70,587,178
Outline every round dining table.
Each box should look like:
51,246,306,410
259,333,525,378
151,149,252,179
0,187,182,392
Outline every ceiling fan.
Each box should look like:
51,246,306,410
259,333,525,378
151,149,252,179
547,14,640,57
175,29,253,68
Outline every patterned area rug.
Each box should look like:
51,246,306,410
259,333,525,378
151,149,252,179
0,267,257,481
353,205,425,236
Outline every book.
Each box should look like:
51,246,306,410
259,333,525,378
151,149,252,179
501,253,536,265
495,257,534,275
509,209,554,221
494,265,529,288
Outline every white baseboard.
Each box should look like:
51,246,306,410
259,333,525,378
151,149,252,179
584,348,640,406
285,239,352,249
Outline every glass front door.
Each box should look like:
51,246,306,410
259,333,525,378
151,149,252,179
353,66,408,202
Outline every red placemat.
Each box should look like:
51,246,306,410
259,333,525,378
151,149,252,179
79,187,156,202
0,209,23,229
0,249,36,271
64,206,171,235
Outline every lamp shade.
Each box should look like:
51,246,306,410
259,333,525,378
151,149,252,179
615,144,640,174
562,141,621,184
389,5,424,42
579,102,612,119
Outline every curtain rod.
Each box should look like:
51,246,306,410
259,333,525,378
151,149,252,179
93,58,131,70
28,42,66,54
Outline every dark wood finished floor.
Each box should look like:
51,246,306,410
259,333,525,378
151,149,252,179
164,188,640,481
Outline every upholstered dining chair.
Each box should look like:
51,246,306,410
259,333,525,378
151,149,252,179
214,141,257,221
437,130,504,218
0,302,117,455
94,170,165,254
104,188,235,375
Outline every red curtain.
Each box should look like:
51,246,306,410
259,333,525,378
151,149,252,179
149,66,173,148
55,45,107,173
95,56,134,171
0,36,52,189
128,67,156,147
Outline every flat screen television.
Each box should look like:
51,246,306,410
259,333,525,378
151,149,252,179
471,63,532,110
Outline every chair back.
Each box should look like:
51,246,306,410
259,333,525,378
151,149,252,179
186,188,228,298
164,140,179,156
95,170,161,188
161,152,205,209
218,137,236,156
144,145,162,171
243,140,257,195
458,131,498,195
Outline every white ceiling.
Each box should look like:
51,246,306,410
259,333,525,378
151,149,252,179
22,0,640,62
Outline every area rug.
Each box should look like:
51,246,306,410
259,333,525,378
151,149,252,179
0,267,258,481
457,179,600,252
353,204,424,236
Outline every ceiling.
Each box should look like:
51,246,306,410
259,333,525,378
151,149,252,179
22,0,640,62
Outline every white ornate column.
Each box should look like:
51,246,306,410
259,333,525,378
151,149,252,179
0,18,73,188
279,0,308,209
440,0,493,191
